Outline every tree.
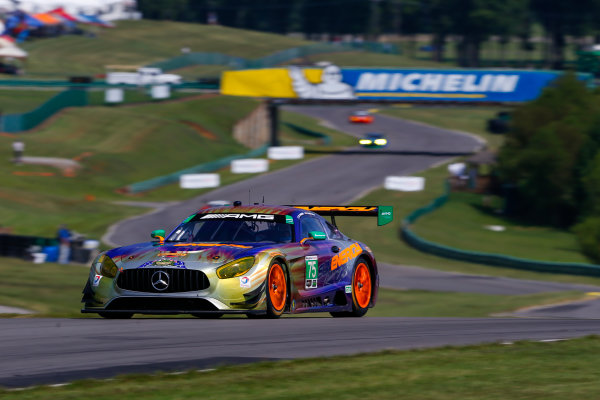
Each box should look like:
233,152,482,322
497,73,600,227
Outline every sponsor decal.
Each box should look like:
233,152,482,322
137,259,186,269
157,251,188,258
296,206,377,213
240,276,251,288
92,274,102,287
200,213,275,220
289,64,355,99
173,243,252,249
345,285,352,294
331,243,362,271
305,255,318,289
285,215,294,224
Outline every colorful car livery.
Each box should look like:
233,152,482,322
81,204,392,319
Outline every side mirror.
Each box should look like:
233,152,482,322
309,231,327,240
151,229,165,241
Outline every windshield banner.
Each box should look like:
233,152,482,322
221,67,591,102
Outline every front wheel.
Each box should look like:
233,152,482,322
265,261,288,318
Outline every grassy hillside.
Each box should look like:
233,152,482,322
19,20,445,79
21,20,309,78
0,95,258,238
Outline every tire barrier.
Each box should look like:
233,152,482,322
124,145,269,193
401,181,600,277
1,89,88,133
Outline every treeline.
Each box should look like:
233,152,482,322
137,0,600,68
497,74,600,262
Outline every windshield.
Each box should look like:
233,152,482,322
167,213,294,244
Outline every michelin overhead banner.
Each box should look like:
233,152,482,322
221,66,589,102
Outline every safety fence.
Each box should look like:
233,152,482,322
148,42,401,72
283,122,331,145
124,145,269,193
401,181,600,277
1,89,88,132
0,79,218,89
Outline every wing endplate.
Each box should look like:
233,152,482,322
289,205,393,226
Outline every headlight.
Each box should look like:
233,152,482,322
93,255,118,278
216,257,255,279
359,139,372,145
374,138,387,145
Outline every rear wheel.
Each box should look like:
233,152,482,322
98,312,133,319
329,258,372,318
266,261,288,318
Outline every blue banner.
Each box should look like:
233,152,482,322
340,69,589,102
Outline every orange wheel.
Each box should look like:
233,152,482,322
353,262,372,309
266,262,287,318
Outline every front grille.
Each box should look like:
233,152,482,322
116,268,210,293
106,297,217,311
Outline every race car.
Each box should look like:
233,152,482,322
349,110,374,123
82,204,393,319
359,133,388,148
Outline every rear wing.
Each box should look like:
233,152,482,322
289,205,393,226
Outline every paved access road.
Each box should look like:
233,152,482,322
106,105,482,246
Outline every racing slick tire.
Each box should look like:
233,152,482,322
98,312,134,319
192,313,224,319
330,257,372,318
265,260,288,318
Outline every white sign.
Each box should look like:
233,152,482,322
231,159,269,174
151,85,170,99
267,146,304,160
384,176,425,192
180,174,220,189
105,88,124,103
447,162,466,177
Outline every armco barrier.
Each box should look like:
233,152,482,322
2,89,88,132
283,122,331,145
148,42,401,72
401,181,600,277
125,145,268,193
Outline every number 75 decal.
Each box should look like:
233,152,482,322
305,255,318,289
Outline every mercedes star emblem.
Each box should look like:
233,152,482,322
151,270,169,291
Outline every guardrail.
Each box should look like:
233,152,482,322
148,42,401,72
401,181,600,277
124,145,269,193
1,89,88,132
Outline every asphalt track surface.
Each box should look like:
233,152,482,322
106,105,483,246
5,107,600,389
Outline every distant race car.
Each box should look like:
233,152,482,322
349,110,374,123
82,204,393,319
359,133,388,148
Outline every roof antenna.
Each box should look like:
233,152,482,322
262,195,265,204
248,189,251,205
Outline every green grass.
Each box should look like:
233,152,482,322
20,20,309,79
284,50,447,68
0,257,584,319
0,89,59,113
4,336,600,398
0,95,259,238
380,105,509,150
413,192,588,263
339,163,600,286
280,109,358,149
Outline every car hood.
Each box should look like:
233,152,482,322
106,241,278,269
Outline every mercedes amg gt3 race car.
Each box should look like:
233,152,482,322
82,204,393,319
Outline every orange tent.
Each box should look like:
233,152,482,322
32,13,62,25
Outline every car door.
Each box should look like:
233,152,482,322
296,215,336,295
